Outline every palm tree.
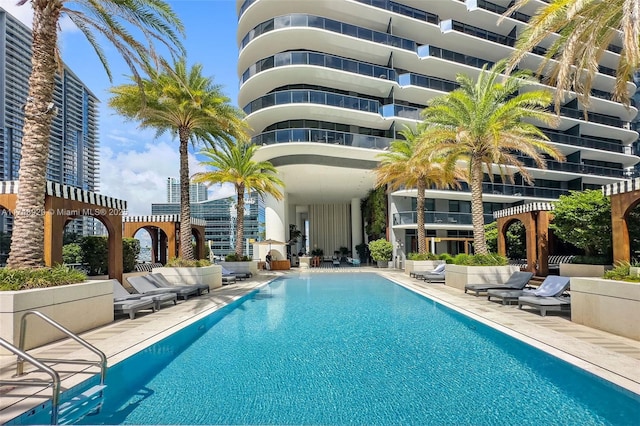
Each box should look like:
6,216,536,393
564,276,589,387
505,0,639,108
109,59,248,260
8,0,184,268
192,140,284,258
374,126,462,254
418,60,565,255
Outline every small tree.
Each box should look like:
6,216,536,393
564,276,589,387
485,221,526,259
80,236,108,275
62,243,83,264
123,238,141,273
550,190,611,257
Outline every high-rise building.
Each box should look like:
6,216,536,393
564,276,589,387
152,194,265,258
0,7,100,235
166,177,209,203
237,0,640,259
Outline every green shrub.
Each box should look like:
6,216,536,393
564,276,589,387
0,265,86,291
122,238,141,273
407,252,438,261
224,253,252,262
165,257,212,267
62,243,83,264
81,236,108,275
438,253,454,264
368,239,393,261
573,255,611,265
603,262,640,282
453,253,507,266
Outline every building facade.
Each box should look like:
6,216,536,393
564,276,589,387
0,7,100,235
166,177,208,203
237,0,640,260
152,194,265,258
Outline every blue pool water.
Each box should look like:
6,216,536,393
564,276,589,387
15,273,640,425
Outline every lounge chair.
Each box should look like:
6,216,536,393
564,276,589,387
220,265,251,280
487,275,570,305
128,275,200,300
146,273,210,295
111,279,177,310
113,298,156,320
346,257,360,267
414,263,446,283
464,271,534,296
518,295,571,316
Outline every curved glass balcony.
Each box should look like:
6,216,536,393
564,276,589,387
355,0,439,23
393,211,495,226
241,14,418,51
380,104,423,120
418,44,494,70
398,74,459,92
243,89,380,115
558,105,624,128
251,128,393,150
241,51,395,84
516,156,625,177
543,130,624,153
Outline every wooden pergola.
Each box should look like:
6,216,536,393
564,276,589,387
0,181,127,282
493,202,555,276
123,215,206,263
603,177,640,264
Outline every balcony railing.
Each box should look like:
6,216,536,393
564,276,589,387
241,51,395,84
355,0,439,24
243,89,380,115
251,128,392,150
380,104,422,120
542,130,624,153
393,211,495,226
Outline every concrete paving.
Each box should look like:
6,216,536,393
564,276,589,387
1,268,639,424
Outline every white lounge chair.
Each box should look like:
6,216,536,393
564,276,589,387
487,275,570,305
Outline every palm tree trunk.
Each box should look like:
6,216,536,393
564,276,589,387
416,180,427,254
8,1,62,268
470,158,488,255
235,185,245,257
178,129,194,260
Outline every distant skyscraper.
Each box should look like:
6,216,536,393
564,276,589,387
166,177,208,203
152,193,264,258
0,7,100,235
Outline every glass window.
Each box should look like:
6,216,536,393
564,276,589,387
358,27,373,41
291,91,308,103
291,128,307,142
274,53,290,67
290,14,307,26
308,52,324,66
274,15,290,29
275,91,289,105
324,18,341,32
359,63,373,77
449,200,460,212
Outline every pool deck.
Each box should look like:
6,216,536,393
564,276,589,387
1,268,639,424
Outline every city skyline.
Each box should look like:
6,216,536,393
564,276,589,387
0,1,240,215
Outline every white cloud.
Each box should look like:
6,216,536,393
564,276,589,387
99,141,235,216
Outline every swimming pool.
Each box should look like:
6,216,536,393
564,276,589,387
13,272,640,424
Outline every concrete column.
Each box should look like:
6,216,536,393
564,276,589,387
351,198,362,258
263,194,287,260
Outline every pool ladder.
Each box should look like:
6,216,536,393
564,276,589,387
0,310,107,424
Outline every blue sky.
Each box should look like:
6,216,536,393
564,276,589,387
1,0,241,215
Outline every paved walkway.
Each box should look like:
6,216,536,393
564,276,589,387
1,268,639,424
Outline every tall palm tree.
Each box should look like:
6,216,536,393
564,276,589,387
419,60,565,255
192,140,284,258
374,126,462,254
8,0,184,268
505,0,639,108
109,59,248,260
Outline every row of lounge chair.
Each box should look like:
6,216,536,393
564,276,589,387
113,265,254,319
467,272,571,316
410,264,571,316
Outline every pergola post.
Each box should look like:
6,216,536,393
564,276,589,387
604,178,640,264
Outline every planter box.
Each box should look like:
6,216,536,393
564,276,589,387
218,260,259,276
405,260,445,276
570,277,640,340
152,265,221,290
0,280,113,351
560,263,612,277
445,264,519,291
